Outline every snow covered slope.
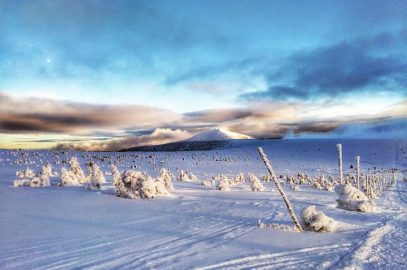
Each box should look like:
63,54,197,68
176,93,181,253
186,128,253,141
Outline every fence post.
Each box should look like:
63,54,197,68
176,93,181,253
356,156,360,190
257,147,303,232
337,144,344,184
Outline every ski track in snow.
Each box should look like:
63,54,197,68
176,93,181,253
197,243,354,270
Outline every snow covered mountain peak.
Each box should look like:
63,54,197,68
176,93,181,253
186,128,254,141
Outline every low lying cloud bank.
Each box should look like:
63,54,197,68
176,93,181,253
53,128,191,151
285,118,407,140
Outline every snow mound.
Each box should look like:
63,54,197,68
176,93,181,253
336,184,375,212
302,205,335,232
186,128,253,141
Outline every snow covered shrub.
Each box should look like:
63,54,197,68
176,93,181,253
217,176,230,191
228,173,244,186
201,179,215,187
111,164,121,187
13,179,31,187
69,157,86,183
302,205,335,232
178,170,197,182
178,170,189,181
40,164,53,178
140,177,157,199
29,176,43,187
153,177,169,196
248,173,265,191
30,172,51,188
325,183,335,192
189,173,198,182
84,162,106,190
261,174,271,182
235,172,245,183
16,167,35,178
336,184,374,212
59,157,88,186
14,165,51,187
113,170,169,199
313,181,322,190
59,167,82,186
159,168,174,190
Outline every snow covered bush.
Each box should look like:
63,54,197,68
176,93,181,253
178,170,189,181
16,167,35,178
153,177,169,196
13,179,31,187
140,177,157,199
235,172,245,183
113,169,169,199
159,168,174,190
14,165,51,187
217,176,230,191
59,167,82,186
302,205,335,232
84,162,106,190
178,170,198,182
189,172,198,182
40,164,53,178
111,164,121,187
69,157,87,184
336,184,375,212
201,179,215,187
28,175,50,187
227,173,244,186
59,157,88,186
248,173,265,191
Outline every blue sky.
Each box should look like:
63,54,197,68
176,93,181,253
0,0,406,149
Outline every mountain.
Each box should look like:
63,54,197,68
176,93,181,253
120,140,233,152
185,128,253,141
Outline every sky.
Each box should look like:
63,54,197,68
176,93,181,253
0,0,406,150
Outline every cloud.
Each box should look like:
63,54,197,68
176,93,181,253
240,86,305,101
288,117,407,139
290,40,407,95
237,29,407,101
0,93,180,134
183,108,253,123
53,128,191,151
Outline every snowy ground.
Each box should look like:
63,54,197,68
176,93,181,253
0,139,406,269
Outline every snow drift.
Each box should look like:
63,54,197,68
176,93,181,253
336,184,375,212
302,205,335,232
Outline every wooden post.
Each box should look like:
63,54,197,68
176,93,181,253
337,144,344,184
356,156,360,190
257,147,303,232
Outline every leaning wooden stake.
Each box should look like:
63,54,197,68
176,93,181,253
356,156,360,190
337,144,344,184
257,147,303,232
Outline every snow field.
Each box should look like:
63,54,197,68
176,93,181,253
0,139,406,269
